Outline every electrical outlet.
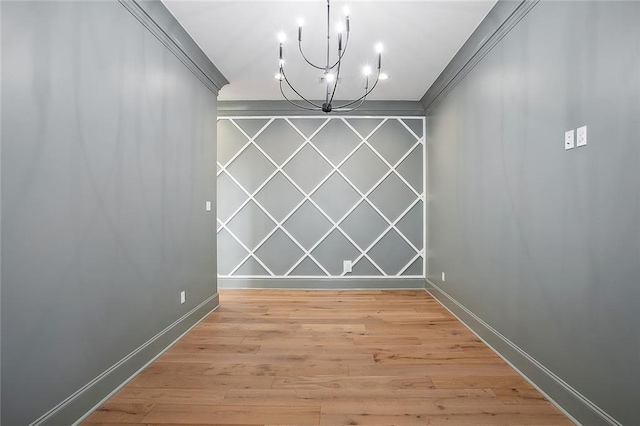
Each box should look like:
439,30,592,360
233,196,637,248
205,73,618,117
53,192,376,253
577,125,587,147
565,130,575,150
441,272,445,282
205,201,212,212
180,291,186,304
343,260,352,274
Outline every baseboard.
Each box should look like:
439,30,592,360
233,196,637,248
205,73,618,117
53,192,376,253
218,277,426,290
425,280,622,426
30,292,220,426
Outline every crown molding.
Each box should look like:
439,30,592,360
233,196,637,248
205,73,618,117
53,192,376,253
420,0,539,112
119,0,229,95
217,100,426,117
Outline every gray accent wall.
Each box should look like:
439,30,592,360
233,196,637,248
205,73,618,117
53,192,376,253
217,116,425,285
1,1,222,424
427,1,640,425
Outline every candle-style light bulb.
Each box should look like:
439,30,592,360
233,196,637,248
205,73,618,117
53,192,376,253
375,43,383,69
297,18,304,41
345,6,351,33
278,32,287,43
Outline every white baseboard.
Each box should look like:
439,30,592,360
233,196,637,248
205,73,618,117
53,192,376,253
30,293,220,426
218,277,426,290
425,280,621,426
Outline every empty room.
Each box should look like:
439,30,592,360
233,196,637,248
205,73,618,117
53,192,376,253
1,0,639,425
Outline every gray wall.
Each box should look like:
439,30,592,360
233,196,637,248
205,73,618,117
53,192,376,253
1,1,219,424
217,116,425,282
427,1,640,424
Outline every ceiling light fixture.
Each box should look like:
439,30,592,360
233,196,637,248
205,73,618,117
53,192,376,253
275,0,387,113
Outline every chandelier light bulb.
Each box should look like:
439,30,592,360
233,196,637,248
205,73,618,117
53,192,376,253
375,42,384,54
274,72,283,80
362,66,372,76
297,17,304,27
279,59,285,66
336,22,344,33
379,73,389,80
343,6,350,16
278,32,287,43
325,73,336,83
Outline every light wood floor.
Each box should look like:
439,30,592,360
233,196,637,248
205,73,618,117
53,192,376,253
83,290,572,425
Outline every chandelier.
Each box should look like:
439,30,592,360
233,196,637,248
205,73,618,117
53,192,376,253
275,0,387,113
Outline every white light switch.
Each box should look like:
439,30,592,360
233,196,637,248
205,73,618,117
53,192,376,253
442,272,445,282
180,291,186,304
205,201,212,212
577,125,587,147
343,260,352,274
565,130,575,150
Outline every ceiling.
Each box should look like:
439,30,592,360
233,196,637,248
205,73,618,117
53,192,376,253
162,0,496,101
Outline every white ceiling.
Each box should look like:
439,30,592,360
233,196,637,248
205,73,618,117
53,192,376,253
163,0,496,101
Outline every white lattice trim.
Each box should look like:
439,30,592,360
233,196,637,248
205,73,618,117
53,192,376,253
216,116,425,278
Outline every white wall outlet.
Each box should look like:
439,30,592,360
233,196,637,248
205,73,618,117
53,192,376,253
180,291,186,304
205,201,212,212
565,129,575,150
442,272,445,282
343,260,352,274
577,125,587,147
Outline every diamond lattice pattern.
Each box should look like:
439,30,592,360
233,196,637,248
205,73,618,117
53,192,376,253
216,117,425,277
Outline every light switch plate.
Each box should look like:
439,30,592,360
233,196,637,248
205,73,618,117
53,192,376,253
205,201,212,212
565,130,575,150
343,260,352,274
577,125,587,147
180,291,186,304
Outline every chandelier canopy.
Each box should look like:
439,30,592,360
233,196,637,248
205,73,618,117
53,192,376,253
275,0,387,113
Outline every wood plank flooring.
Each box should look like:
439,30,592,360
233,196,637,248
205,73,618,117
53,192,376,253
83,290,572,425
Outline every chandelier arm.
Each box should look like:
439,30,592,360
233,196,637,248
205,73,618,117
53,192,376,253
281,67,323,108
333,95,368,112
325,0,330,69
328,50,343,105
279,79,322,111
297,26,349,71
329,32,350,70
333,82,369,112
334,71,380,109
298,41,328,71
